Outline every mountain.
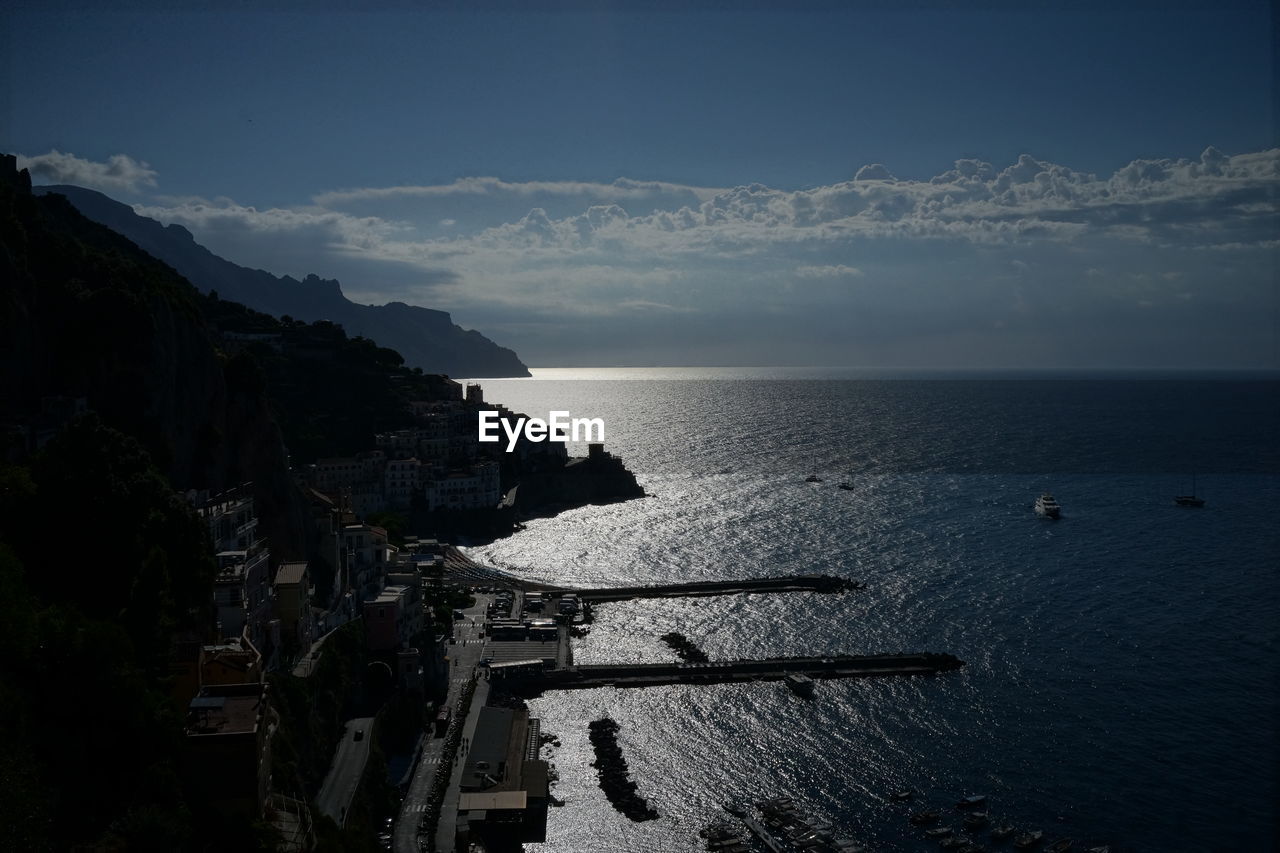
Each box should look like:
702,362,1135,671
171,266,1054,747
35,184,531,378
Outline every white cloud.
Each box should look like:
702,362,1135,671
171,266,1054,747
314,175,724,207
18,150,158,192
110,146,1278,368
854,163,896,181
796,264,864,278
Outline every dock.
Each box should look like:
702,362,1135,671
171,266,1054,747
504,652,963,693
544,573,860,602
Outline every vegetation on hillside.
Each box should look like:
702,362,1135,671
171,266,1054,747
201,294,465,464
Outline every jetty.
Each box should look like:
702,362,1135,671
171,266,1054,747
544,573,860,602
500,652,963,693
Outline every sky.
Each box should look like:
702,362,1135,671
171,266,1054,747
5,0,1277,368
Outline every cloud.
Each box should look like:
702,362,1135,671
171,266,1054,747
18,149,158,193
118,145,1278,368
796,264,864,278
315,175,723,207
854,163,897,181
132,196,459,290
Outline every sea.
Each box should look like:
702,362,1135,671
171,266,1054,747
461,368,1280,852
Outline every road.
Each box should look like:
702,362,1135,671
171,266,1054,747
316,716,376,828
393,594,493,853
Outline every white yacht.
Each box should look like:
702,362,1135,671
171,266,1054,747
1034,493,1061,518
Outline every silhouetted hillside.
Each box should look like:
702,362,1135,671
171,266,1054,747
0,155,294,850
38,184,531,378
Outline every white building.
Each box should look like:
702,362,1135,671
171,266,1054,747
424,461,501,511
343,523,396,601
384,457,421,509
196,487,280,671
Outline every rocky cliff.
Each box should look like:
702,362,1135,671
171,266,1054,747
37,184,531,378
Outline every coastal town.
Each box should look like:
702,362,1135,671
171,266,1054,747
174,411,969,853
161,368,651,851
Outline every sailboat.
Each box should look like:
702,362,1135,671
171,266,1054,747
1174,474,1205,507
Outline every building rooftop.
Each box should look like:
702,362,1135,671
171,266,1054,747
275,561,308,587
463,706,517,789
186,686,265,736
459,791,527,811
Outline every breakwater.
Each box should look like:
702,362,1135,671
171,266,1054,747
547,574,860,602
520,652,963,693
587,718,659,822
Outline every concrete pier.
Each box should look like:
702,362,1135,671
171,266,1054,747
545,573,860,602
507,652,963,693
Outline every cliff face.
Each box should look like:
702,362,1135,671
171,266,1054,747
1,158,306,557
37,185,531,378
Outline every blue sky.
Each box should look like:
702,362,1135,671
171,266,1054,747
5,1,1277,368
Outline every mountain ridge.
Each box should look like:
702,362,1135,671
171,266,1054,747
35,184,531,378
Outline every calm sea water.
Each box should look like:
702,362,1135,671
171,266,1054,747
463,369,1280,852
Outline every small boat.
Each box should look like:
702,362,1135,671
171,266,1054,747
956,795,988,809
963,812,989,830
1174,474,1205,507
939,837,967,850
1085,847,1110,853
1034,493,1061,518
891,790,915,802
838,482,855,491
1045,840,1073,853
786,673,816,696
924,826,954,838
805,474,824,483
910,810,942,825
990,825,1016,840
723,801,746,817
1013,830,1044,849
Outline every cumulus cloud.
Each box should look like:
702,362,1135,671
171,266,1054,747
118,145,1277,367
412,146,1277,262
18,150,158,192
854,163,897,181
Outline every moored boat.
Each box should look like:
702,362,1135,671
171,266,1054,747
1013,829,1044,849
956,794,988,809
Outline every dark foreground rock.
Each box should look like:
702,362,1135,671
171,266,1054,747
588,718,658,822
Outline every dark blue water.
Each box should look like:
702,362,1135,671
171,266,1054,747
465,370,1279,851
